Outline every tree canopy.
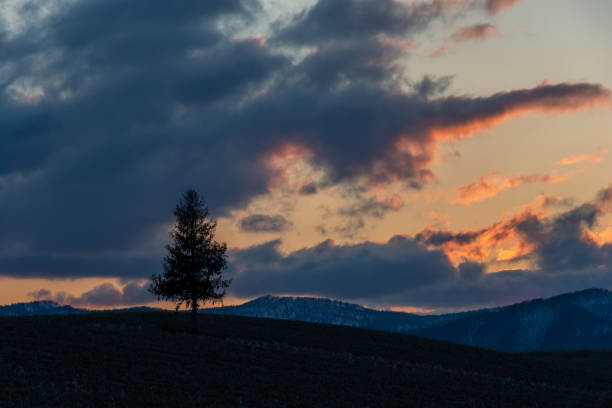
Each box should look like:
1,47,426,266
150,189,231,328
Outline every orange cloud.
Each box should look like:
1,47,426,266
419,185,612,267
485,0,521,14
417,213,529,263
417,206,543,264
556,147,607,166
454,171,569,204
417,190,587,265
590,224,612,246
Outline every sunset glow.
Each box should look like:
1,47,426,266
1,0,611,312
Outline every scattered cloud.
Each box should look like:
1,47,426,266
557,147,607,166
330,182,407,238
228,186,612,309
223,185,612,309
454,171,568,204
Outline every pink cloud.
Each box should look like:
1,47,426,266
453,23,500,42
431,40,455,57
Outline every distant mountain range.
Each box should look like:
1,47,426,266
416,288,612,352
0,300,84,316
207,289,612,351
0,301,159,317
2,289,611,352
205,295,483,331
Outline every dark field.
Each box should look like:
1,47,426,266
1,312,611,407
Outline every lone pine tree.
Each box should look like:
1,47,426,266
150,189,231,332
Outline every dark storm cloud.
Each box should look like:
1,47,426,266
229,236,457,299
237,79,608,189
513,187,612,271
0,0,287,255
275,0,448,44
239,214,292,233
0,0,609,282
0,254,159,279
289,37,405,89
275,0,522,46
227,233,612,309
226,233,612,309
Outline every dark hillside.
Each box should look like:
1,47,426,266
1,312,611,407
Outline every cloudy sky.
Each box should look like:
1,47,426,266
1,0,611,312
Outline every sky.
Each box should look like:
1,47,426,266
1,0,611,312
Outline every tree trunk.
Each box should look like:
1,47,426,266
191,303,198,334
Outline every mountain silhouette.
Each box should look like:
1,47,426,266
206,289,612,351
3,289,611,351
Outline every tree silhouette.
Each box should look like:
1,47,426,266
150,189,231,332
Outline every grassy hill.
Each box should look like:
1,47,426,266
1,312,611,407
